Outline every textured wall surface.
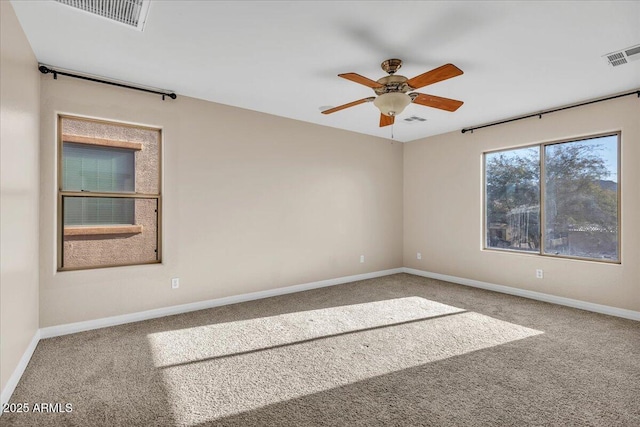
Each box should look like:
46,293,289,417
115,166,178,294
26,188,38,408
61,118,160,269
63,117,160,193
63,199,158,268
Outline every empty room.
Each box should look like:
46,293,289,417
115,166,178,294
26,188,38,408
1,1,639,426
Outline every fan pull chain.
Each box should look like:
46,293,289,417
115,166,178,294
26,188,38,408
391,123,394,139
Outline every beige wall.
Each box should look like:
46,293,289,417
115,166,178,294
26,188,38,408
39,77,404,327
404,95,640,311
0,1,40,393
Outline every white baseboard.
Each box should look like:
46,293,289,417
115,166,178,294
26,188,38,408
1,330,41,409
402,267,640,321
40,268,404,339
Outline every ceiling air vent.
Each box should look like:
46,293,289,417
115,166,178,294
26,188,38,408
402,116,427,124
603,44,640,67
54,0,151,31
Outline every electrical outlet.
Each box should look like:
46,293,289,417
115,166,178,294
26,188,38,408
417,252,422,260
536,269,543,279
171,278,180,289
360,255,365,263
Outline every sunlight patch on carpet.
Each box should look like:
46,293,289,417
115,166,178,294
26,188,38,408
147,299,543,426
147,296,464,367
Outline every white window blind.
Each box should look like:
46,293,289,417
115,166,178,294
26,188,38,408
63,142,135,225
63,142,134,192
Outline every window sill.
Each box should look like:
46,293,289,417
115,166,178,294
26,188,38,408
62,133,143,151
64,225,143,236
482,247,621,264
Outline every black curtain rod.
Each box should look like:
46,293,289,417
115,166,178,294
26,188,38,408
461,90,639,134
38,65,177,101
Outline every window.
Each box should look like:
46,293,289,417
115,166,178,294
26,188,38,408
58,116,161,270
485,146,540,252
484,133,619,263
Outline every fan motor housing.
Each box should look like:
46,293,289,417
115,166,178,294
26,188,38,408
381,58,403,74
374,75,411,96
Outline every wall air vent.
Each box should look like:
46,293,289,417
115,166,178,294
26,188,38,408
603,44,640,67
53,0,151,31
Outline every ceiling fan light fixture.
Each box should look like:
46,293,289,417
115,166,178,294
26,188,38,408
374,92,411,117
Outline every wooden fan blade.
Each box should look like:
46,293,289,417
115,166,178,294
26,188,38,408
412,93,464,112
321,98,373,114
379,114,395,127
407,63,463,89
338,73,384,89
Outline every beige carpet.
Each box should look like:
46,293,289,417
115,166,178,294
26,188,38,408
3,273,639,426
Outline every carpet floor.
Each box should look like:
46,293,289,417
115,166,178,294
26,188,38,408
3,273,639,426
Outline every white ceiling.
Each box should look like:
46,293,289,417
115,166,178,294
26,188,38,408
10,1,640,142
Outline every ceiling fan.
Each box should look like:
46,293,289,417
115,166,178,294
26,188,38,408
322,59,464,127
